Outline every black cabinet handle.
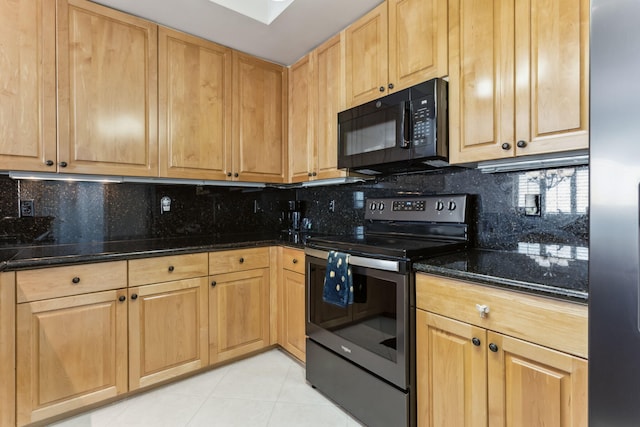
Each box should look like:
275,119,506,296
234,173,239,178
501,143,511,150
312,172,317,177
71,277,80,284
45,160,54,167
516,140,527,148
388,83,394,90
118,295,126,302
379,86,385,92
239,257,245,264
211,281,217,287
227,172,232,177
168,265,175,272
59,161,68,167
489,343,499,352
292,259,298,264
472,337,481,346
308,172,313,177
131,293,138,300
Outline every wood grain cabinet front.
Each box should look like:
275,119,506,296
415,273,588,427
279,248,306,361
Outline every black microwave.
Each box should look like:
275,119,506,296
337,78,448,175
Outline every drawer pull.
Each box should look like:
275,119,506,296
131,293,138,300
239,257,245,264
292,259,298,264
211,281,217,287
489,343,499,353
71,277,80,284
118,295,126,302
476,304,490,318
472,337,481,346
168,265,175,272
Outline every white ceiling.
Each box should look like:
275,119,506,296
91,0,384,65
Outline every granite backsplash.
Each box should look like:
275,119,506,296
0,165,588,251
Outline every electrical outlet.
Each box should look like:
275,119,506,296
329,200,335,213
20,200,34,217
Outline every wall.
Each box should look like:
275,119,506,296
0,165,588,250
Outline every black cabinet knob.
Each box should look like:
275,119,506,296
131,293,138,300
227,172,232,177
118,295,126,302
292,259,298,264
45,160,54,167
489,343,499,352
211,281,217,287
59,161,68,167
168,265,175,272
234,173,239,178
71,277,80,284
501,143,511,150
388,83,394,90
516,140,527,148
312,172,317,177
472,337,481,346
308,172,313,177
239,257,245,264
379,86,385,92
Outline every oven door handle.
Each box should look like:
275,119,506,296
304,248,400,272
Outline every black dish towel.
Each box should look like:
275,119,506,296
322,251,353,308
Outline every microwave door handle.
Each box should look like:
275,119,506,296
401,102,412,148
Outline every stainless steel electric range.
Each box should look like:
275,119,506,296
304,195,471,427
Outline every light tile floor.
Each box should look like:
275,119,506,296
49,349,364,427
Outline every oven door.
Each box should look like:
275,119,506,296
305,249,409,389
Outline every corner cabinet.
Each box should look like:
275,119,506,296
415,273,588,427
448,0,589,164
345,0,448,107
15,262,129,427
278,248,306,361
158,27,233,180
0,0,57,173
56,0,158,176
232,52,287,183
209,248,271,363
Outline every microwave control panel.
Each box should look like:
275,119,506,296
411,97,435,147
365,195,468,223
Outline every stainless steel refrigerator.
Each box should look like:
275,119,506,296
590,1,640,425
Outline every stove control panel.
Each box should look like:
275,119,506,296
365,195,468,223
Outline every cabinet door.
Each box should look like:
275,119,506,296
0,0,56,172
128,278,209,390
448,0,515,163
388,0,448,91
159,27,232,180
57,0,158,176
209,268,270,363
345,2,388,107
232,52,286,183
281,270,306,362
514,0,589,156
16,290,128,426
315,34,348,180
288,53,315,183
0,273,16,427
487,332,588,427
416,310,487,427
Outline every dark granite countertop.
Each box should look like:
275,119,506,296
0,232,309,272
414,245,588,303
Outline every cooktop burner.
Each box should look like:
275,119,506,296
307,195,472,261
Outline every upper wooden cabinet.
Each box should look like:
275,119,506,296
232,52,287,183
345,0,448,107
57,0,158,176
0,0,56,172
159,27,232,180
448,0,589,164
288,34,349,183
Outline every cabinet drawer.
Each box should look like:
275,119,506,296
209,247,270,275
129,253,208,286
16,261,127,303
282,248,305,274
415,273,588,358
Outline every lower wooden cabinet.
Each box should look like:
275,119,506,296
16,289,128,426
128,277,209,390
209,268,270,363
280,268,306,362
415,273,588,427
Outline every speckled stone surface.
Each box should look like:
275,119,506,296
414,245,588,302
